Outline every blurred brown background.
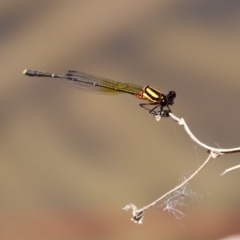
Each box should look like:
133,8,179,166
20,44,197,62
1,0,240,239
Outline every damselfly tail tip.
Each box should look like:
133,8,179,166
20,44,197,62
23,69,28,75
23,69,36,77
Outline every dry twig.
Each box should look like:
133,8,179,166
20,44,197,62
124,113,240,224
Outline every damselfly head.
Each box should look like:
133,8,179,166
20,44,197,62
166,91,176,105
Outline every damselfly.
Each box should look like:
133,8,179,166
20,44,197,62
23,69,176,116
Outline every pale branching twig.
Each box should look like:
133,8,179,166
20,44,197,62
124,112,240,223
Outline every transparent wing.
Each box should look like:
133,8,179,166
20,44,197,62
64,70,143,95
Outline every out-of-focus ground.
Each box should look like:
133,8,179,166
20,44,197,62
1,1,240,239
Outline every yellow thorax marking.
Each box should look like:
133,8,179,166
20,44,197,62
145,86,160,98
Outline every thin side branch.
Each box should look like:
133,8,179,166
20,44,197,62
221,164,240,175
